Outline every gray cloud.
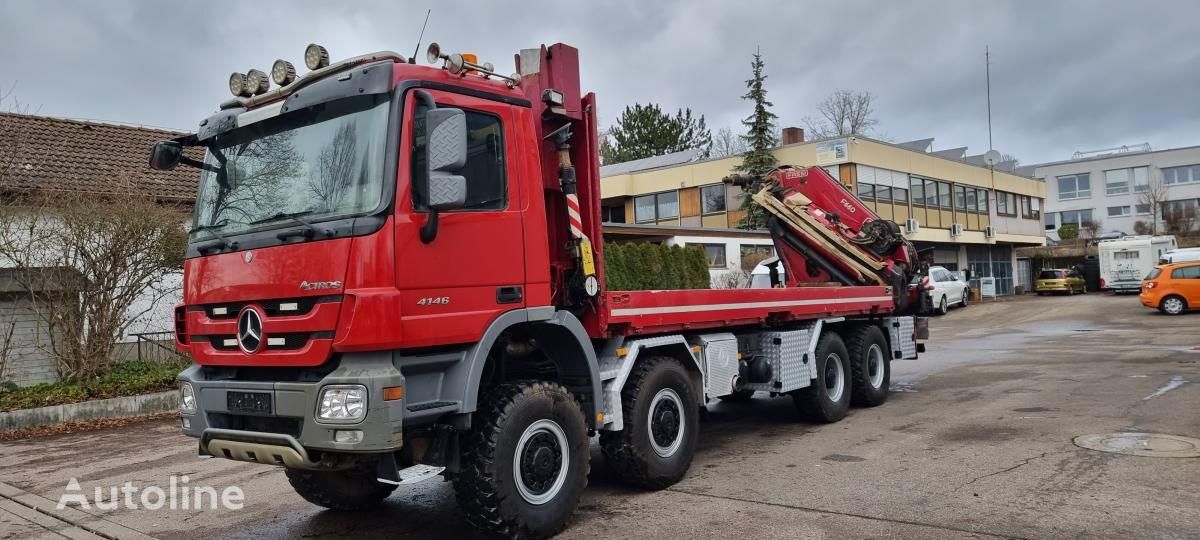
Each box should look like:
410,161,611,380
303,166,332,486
2,0,1197,165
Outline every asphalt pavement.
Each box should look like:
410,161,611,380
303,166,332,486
2,293,1198,539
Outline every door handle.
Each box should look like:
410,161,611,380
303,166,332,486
496,286,523,304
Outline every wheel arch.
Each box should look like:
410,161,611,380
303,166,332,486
598,336,705,432
461,308,604,428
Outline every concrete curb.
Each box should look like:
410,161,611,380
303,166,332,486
0,390,177,432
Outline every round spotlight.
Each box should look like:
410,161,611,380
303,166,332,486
483,62,494,72
304,43,330,70
228,72,249,97
426,42,441,64
244,69,270,95
271,59,297,86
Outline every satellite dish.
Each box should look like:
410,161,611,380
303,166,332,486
983,150,1002,166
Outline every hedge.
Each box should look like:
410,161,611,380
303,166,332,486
604,242,710,290
0,359,189,412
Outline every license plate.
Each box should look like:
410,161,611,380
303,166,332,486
227,391,272,414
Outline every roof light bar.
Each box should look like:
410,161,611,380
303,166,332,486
244,69,270,95
228,72,249,97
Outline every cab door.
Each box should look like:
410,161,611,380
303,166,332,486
394,89,526,347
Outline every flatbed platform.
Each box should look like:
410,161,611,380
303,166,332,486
605,285,895,335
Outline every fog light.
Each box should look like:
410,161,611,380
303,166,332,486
304,43,330,70
335,430,363,444
317,385,367,422
182,418,191,429
180,383,196,414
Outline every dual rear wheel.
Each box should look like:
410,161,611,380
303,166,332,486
791,325,890,422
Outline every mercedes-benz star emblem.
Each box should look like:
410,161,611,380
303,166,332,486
237,307,264,354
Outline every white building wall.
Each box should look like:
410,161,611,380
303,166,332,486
665,235,776,287
1036,146,1200,236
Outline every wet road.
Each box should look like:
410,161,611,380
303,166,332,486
2,293,1198,538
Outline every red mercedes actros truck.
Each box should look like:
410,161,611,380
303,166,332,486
149,41,928,537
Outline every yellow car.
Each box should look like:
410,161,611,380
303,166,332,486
1036,269,1086,295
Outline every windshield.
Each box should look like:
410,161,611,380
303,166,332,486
191,95,390,240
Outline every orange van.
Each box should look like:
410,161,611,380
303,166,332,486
1140,262,1200,315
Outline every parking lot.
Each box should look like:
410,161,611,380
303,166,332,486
2,293,1198,539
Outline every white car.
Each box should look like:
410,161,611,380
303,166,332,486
923,265,968,315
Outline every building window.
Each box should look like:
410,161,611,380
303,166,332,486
910,177,925,206
634,195,656,222
1132,166,1149,193
1162,199,1199,220
857,181,875,199
966,189,978,212
924,179,938,207
1057,173,1091,200
739,245,775,271
602,205,626,223
634,191,679,222
657,191,679,219
1163,164,1200,185
937,182,952,209
876,185,892,201
1020,195,1040,220
1104,168,1131,195
1059,209,1093,226
893,187,909,204
1107,205,1131,218
1045,212,1056,230
700,184,726,214
954,185,967,210
1135,203,1151,215
976,189,989,213
996,192,1017,217
701,244,727,268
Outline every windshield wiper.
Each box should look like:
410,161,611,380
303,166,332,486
251,210,332,239
190,220,238,253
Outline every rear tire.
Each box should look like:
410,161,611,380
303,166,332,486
455,381,589,539
600,356,699,490
285,465,397,511
1160,295,1187,315
847,325,890,407
792,332,852,422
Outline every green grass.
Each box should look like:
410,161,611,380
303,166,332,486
0,359,189,412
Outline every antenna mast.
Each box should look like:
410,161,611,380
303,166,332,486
985,45,993,151
411,9,432,64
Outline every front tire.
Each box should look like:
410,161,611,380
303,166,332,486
937,295,949,315
847,325,890,407
792,332,852,422
600,356,699,490
455,381,589,539
285,465,397,511
1160,295,1187,315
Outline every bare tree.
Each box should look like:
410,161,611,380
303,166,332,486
0,191,187,379
1163,203,1197,235
1137,170,1170,235
710,127,747,158
1080,218,1102,240
0,82,40,186
308,123,358,211
803,90,879,138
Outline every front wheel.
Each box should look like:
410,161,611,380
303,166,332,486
455,381,590,539
937,295,949,315
792,332,852,422
600,356,699,490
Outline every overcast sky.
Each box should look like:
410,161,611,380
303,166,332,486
2,0,1198,165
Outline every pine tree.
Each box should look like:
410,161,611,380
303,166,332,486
600,103,712,165
733,48,779,230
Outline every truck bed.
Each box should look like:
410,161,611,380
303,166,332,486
604,285,895,335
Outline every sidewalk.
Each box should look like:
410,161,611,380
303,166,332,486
0,481,154,540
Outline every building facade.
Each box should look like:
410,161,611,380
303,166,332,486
1031,145,1200,237
600,134,1046,295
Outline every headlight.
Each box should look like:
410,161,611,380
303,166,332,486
318,385,367,422
180,383,196,414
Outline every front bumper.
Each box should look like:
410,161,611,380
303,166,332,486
178,352,405,456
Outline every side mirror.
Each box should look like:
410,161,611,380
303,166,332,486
148,141,183,171
428,175,466,210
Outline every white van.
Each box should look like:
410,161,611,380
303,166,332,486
1098,235,1177,293
1161,247,1200,264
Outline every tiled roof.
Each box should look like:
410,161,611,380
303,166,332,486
0,112,200,201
